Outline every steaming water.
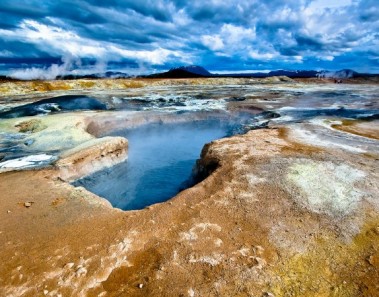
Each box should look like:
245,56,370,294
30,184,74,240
74,119,232,210
71,105,379,211
2,85,378,209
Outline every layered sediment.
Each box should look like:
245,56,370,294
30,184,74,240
0,78,378,296
56,136,128,182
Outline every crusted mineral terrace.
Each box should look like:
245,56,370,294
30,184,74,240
0,78,378,297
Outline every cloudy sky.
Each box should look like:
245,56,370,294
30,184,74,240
0,0,378,75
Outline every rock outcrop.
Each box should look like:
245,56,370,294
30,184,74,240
56,137,128,182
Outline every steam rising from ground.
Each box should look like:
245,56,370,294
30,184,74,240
7,56,150,80
74,119,231,210
8,56,106,80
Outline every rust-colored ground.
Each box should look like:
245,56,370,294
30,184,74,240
0,124,378,296
0,79,378,296
332,120,379,141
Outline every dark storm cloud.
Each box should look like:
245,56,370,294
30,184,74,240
48,2,107,25
358,0,379,22
0,0,378,72
87,0,176,22
295,36,325,51
0,38,49,58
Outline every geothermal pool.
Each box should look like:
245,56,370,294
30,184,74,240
1,84,378,210
73,108,378,211
74,118,234,210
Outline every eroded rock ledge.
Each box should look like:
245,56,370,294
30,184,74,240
56,137,128,182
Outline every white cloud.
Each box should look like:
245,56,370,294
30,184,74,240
201,24,255,53
220,24,255,44
320,55,334,61
1,19,186,65
173,9,191,26
249,51,278,61
109,46,184,65
308,0,352,10
0,0,378,71
290,55,304,63
201,35,224,51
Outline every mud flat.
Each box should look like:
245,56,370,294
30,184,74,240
0,78,378,296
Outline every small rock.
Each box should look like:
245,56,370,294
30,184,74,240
250,256,266,269
24,202,33,208
366,255,377,266
75,266,87,277
43,290,49,295
263,292,275,297
15,119,47,133
138,283,144,289
253,245,264,255
7,210,11,214
24,139,34,146
64,262,75,269
112,97,122,104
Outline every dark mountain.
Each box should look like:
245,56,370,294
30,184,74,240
267,70,318,78
103,71,130,78
1,64,377,81
57,74,100,80
217,70,319,78
0,75,17,82
57,71,130,80
147,65,213,78
176,65,212,76
148,66,377,79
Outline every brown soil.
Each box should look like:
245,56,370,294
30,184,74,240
0,79,378,296
0,125,378,296
332,119,379,140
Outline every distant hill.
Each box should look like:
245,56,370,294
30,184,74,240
176,65,212,76
57,71,130,80
218,70,319,78
0,75,17,82
103,71,131,78
147,66,378,79
2,65,377,81
317,69,358,79
149,67,320,78
147,65,212,78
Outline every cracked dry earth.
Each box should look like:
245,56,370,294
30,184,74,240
0,81,378,297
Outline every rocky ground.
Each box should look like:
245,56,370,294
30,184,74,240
0,78,378,296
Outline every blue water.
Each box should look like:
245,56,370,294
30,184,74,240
71,100,379,211
74,119,231,210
